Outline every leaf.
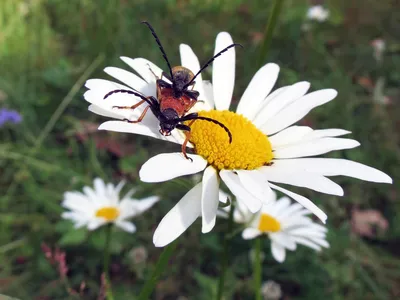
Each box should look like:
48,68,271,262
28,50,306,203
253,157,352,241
59,228,88,246
193,271,218,299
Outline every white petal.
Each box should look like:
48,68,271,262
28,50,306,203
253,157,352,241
254,81,311,127
61,212,87,225
84,87,142,107
218,189,230,203
201,166,220,233
120,57,162,84
88,104,124,120
227,197,254,224
139,153,207,183
271,242,286,263
275,202,303,219
269,183,327,223
179,44,211,109
73,220,88,229
236,170,274,203
289,227,326,238
84,84,140,106
270,233,297,251
259,165,344,196
117,198,136,219
236,63,280,119
291,236,322,251
220,170,262,213
261,89,338,135
85,90,150,121
231,203,252,224
114,180,126,196
62,192,93,213
270,127,352,149
242,228,262,240
302,128,351,140
85,78,127,92
153,183,202,247
202,80,215,109
273,138,360,158
98,121,184,145
104,67,150,94
213,32,235,110
283,217,314,229
123,188,136,201
265,196,291,216
283,213,313,224
310,237,330,248
130,196,160,215
269,126,313,147
87,219,107,231
93,178,107,195
116,221,136,233
255,86,288,116
272,158,392,184
82,186,99,202
307,223,328,233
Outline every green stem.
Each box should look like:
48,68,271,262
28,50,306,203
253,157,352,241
137,241,178,300
257,0,286,67
103,224,114,300
254,237,262,300
216,201,234,300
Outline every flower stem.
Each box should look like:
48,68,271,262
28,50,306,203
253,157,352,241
103,224,114,300
137,241,178,300
257,0,286,67
216,201,235,300
254,237,262,300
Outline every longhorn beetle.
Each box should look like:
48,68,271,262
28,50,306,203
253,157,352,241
103,21,242,160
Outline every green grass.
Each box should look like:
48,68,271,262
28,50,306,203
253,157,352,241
1,0,399,299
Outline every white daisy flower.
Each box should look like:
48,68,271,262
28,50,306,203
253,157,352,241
306,5,330,22
61,178,159,232
222,191,330,263
83,31,392,247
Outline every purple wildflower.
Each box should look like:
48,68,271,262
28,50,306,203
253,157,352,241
0,108,22,127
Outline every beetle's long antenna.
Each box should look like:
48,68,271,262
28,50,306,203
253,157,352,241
183,43,243,90
141,21,174,80
103,89,154,106
179,115,232,143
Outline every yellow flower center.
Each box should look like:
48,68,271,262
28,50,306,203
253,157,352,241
95,206,120,221
257,213,281,232
187,110,273,170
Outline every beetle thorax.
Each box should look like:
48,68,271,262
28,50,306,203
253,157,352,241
172,66,194,94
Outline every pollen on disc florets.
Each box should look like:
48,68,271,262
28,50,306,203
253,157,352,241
187,110,273,170
95,206,120,221
258,213,281,233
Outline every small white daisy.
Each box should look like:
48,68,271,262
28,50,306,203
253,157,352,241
222,191,330,263
261,280,282,300
307,5,330,22
83,31,392,247
371,38,385,62
61,178,159,232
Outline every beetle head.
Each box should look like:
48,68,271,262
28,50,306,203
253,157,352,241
159,108,179,136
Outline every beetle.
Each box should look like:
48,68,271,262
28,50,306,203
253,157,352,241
103,21,242,160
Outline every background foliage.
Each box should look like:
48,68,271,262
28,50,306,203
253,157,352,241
0,0,399,299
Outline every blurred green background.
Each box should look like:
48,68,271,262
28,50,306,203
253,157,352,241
0,0,399,299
